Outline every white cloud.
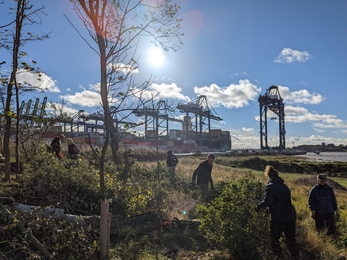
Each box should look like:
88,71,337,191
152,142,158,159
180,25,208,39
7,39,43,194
229,131,347,149
46,103,80,116
108,63,139,75
87,83,100,92
284,105,347,129
60,90,101,107
274,48,311,63
255,102,347,133
242,127,254,133
278,86,324,104
16,69,60,93
194,79,261,109
59,82,191,108
138,82,191,102
313,128,325,133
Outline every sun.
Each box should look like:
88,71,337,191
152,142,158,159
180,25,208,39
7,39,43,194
148,47,165,66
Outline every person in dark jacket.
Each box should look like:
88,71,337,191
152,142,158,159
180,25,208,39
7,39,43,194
256,165,300,259
308,174,339,236
50,134,65,159
66,138,81,159
192,153,215,200
166,150,178,175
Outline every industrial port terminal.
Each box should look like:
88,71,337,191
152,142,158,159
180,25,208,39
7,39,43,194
20,86,288,153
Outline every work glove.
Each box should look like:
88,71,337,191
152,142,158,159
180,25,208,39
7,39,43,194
335,210,340,221
311,210,316,219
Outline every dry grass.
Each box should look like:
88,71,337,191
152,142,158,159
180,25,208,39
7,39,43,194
175,157,251,183
160,189,197,220
170,156,347,259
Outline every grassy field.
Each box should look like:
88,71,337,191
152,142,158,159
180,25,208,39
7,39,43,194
2,151,347,259
166,156,347,259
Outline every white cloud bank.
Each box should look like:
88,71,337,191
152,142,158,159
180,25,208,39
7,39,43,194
16,69,60,93
60,87,101,107
278,86,324,104
274,48,311,63
194,79,261,109
139,82,191,102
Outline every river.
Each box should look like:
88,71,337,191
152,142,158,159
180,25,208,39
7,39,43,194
293,152,347,163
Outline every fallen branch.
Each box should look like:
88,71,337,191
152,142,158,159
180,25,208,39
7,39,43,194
0,197,15,205
4,203,161,237
0,203,53,259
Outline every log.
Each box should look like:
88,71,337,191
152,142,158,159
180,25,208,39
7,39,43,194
110,212,161,238
4,203,161,237
0,203,53,259
0,196,15,205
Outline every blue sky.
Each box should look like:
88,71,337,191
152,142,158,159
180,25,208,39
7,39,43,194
1,0,347,149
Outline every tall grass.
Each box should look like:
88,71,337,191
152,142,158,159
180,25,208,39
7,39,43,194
2,150,347,259
175,156,347,259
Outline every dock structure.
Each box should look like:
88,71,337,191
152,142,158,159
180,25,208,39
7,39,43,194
258,86,286,151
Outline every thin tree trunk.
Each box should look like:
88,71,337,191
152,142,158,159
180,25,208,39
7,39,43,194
15,80,20,179
4,0,26,181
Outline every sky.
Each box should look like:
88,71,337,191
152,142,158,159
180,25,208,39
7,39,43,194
0,0,347,149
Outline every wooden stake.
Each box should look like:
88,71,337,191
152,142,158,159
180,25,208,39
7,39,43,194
100,199,110,259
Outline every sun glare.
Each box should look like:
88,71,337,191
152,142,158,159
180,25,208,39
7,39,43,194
149,48,165,66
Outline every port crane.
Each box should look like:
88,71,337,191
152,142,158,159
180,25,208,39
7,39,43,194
177,95,222,146
19,97,47,127
258,86,286,150
133,100,183,140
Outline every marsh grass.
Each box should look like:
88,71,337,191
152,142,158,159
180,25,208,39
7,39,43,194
174,156,347,259
2,151,347,259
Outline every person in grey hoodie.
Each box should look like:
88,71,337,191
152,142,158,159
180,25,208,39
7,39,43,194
256,165,300,259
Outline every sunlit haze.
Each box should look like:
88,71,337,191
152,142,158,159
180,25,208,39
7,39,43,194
148,47,165,66
0,1,347,149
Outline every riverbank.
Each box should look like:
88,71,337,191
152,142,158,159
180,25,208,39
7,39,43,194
294,151,347,162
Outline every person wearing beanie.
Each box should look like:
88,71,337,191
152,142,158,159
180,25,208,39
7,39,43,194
256,165,300,259
308,174,339,236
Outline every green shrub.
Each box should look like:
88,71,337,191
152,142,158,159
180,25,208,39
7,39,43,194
13,152,159,217
0,209,98,259
197,173,272,260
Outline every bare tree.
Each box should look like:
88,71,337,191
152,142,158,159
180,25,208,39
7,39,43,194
0,0,50,181
70,0,183,194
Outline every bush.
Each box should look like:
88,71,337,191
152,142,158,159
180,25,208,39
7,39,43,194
197,173,272,260
0,209,98,259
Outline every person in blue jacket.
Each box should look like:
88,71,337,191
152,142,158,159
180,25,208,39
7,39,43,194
256,165,300,259
308,174,339,236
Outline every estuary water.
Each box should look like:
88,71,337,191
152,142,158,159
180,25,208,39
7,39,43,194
293,152,347,163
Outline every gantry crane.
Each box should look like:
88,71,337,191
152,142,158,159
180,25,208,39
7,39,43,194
258,86,286,150
19,97,47,127
177,95,222,146
133,100,183,140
